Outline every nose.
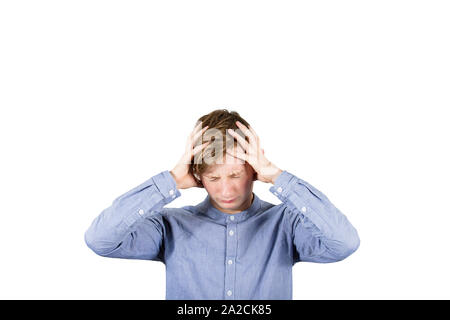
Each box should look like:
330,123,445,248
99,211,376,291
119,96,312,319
221,180,235,198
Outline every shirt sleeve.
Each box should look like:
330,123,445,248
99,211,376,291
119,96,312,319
270,171,360,263
84,170,181,261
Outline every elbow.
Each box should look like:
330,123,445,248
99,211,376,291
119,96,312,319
335,230,360,261
84,229,114,257
84,230,102,256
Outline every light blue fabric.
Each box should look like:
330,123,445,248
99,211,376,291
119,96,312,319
85,170,360,299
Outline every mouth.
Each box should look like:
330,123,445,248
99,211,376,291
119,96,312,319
221,198,236,203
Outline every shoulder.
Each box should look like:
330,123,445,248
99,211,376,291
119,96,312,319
258,199,301,231
156,204,203,219
256,199,292,225
259,198,290,216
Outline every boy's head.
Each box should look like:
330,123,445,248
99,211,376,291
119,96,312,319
190,109,256,214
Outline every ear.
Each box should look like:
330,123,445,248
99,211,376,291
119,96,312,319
194,173,204,188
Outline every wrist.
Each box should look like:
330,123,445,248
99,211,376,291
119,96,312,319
269,166,282,184
169,170,181,189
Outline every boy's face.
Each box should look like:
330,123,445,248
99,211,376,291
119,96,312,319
201,153,255,214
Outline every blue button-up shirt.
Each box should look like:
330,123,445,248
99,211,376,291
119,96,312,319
85,170,360,299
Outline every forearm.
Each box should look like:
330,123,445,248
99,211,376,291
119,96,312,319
270,171,360,261
84,170,180,256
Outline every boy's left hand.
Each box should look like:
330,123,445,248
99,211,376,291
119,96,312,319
227,121,282,184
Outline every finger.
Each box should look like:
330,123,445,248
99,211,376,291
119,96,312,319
246,124,261,152
224,149,246,164
193,125,209,144
235,121,256,144
248,125,260,141
191,121,204,138
194,121,203,131
226,148,247,162
227,128,250,151
188,125,208,152
192,141,211,155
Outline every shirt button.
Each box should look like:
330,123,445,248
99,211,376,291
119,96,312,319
301,206,307,212
169,189,174,196
229,216,235,221
229,230,234,236
277,187,283,193
227,290,232,296
228,259,233,265
138,209,144,215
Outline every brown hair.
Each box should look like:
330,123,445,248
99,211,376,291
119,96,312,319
190,109,251,187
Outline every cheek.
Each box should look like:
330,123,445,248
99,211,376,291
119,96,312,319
203,181,218,194
237,178,253,191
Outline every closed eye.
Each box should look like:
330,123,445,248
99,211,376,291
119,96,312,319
208,176,239,181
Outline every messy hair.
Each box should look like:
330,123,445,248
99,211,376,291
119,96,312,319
190,109,251,187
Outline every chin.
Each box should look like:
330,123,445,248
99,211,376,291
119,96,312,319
221,202,238,208
218,199,239,207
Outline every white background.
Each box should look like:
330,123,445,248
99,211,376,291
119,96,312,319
1,1,449,299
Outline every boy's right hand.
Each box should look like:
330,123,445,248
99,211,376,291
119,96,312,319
170,122,210,190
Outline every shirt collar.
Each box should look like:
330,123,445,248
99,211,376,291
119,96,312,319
197,192,262,223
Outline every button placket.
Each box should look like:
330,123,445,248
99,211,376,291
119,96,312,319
224,222,237,299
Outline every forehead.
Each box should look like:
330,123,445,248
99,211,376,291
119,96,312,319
203,162,247,176
202,142,247,176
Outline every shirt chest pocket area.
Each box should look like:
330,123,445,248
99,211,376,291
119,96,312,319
174,230,209,262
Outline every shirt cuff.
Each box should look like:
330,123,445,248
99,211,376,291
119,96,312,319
123,171,181,226
269,170,295,200
152,170,181,202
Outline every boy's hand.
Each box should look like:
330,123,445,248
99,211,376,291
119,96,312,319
227,121,282,184
170,122,210,189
